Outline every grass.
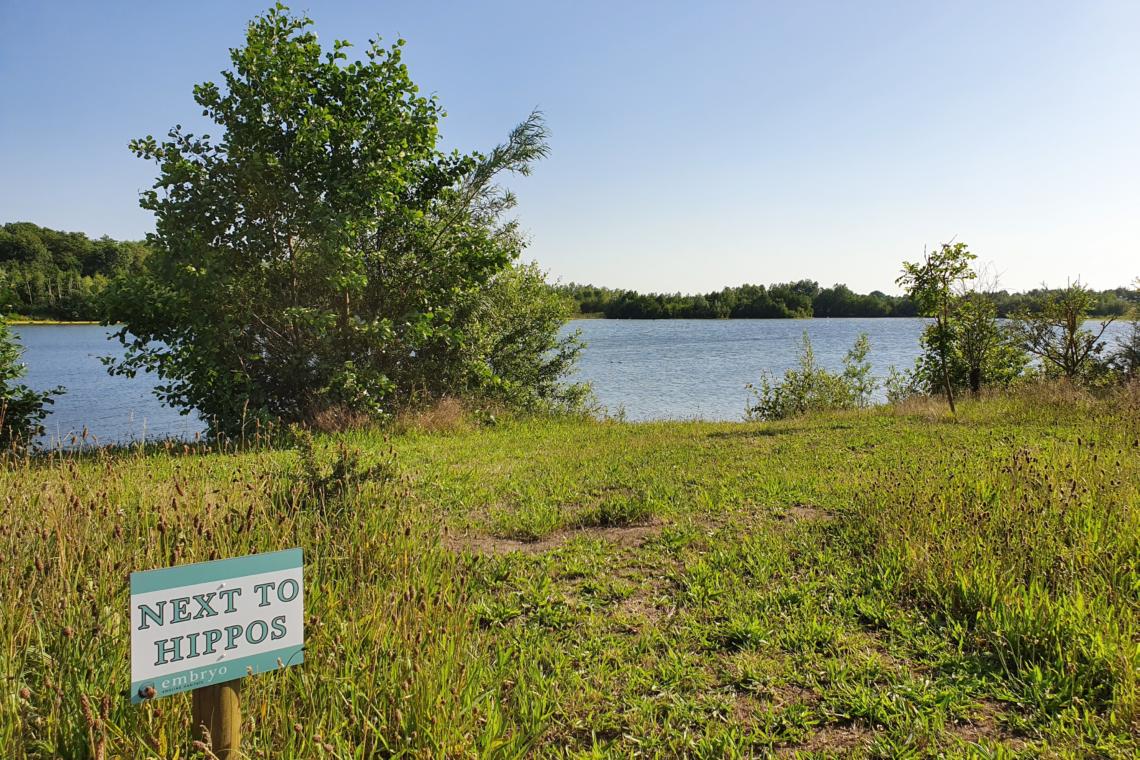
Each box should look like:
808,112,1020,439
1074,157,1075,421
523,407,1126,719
1,384,1137,758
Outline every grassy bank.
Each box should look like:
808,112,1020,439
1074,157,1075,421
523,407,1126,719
1,387,1137,758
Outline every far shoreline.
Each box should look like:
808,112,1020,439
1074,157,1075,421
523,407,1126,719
7,319,102,326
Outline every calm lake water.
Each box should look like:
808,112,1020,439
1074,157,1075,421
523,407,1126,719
12,325,205,446
11,318,1129,442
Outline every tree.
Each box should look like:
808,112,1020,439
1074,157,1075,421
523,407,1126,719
0,223,149,321
106,5,578,435
953,291,1027,394
896,242,976,415
0,321,62,449
1011,282,1114,380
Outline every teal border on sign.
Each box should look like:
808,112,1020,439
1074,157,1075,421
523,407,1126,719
131,645,304,703
130,548,302,595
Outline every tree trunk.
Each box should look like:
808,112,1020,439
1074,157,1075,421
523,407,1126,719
937,313,957,416
969,366,981,396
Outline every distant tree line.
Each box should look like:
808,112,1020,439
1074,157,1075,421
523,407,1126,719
0,222,150,320
4,225,1135,325
560,281,1136,320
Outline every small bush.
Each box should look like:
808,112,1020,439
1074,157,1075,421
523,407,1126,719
1109,319,1140,381
282,427,399,513
0,321,62,449
1010,282,1116,382
746,333,875,421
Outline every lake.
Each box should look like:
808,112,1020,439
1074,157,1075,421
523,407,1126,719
11,319,1129,443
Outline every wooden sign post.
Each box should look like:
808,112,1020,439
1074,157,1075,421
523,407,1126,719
192,682,242,756
130,548,304,758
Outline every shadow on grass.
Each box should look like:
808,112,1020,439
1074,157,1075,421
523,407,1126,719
708,422,855,440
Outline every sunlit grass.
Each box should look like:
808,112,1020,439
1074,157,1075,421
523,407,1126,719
1,383,1137,757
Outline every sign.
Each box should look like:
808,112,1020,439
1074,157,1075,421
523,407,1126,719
130,548,304,702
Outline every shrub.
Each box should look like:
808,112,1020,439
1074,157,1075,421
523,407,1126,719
407,262,589,414
907,307,1028,397
1109,319,1140,381
281,427,400,514
1010,282,1115,382
1107,282,1140,381
0,321,62,449
746,333,875,421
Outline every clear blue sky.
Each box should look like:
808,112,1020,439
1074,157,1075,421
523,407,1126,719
2,1,1137,293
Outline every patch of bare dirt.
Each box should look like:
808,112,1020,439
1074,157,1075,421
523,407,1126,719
776,723,871,757
443,522,662,556
781,503,833,523
613,588,666,629
946,699,1024,748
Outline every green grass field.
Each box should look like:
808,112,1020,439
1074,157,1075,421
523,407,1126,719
2,386,1137,758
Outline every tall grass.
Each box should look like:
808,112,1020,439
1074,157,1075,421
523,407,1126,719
1,384,1137,757
0,440,552,757
848,383,1140,726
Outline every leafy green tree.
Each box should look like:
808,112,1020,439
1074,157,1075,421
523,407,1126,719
0,223,148,320
106,5,576,434
0,321,62,448
906,292,1027,396
1011,282,1115,380
897,242,977,414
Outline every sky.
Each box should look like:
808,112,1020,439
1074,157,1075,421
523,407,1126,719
1,1,1138,294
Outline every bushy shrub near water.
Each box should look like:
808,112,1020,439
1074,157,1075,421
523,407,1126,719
0,321,62,449
1109,319,1140,380
746,332,875,421
106,7,584,438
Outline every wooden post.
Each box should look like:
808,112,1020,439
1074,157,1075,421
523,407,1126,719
192,681,241,759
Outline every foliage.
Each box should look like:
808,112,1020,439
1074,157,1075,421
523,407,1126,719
2,390,1136,756
285,426,399,513
440,263,588,412
904,294,1028,397
1010,282,1115,381
106,6,574,436
953,292,1024,393
1106,278,1140,381
897,242,977,413
0,222,149,321
559,280,1135,320
561,280,914,319
1109,320,1140,381
884,364,919,403
0,321,62,448
839,332,876,403
986,285,1135,319
746,332,876,420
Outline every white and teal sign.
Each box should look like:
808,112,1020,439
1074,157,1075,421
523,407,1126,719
130,548,304,703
